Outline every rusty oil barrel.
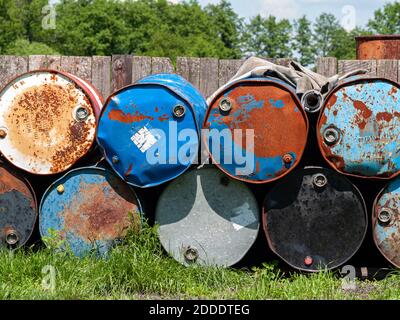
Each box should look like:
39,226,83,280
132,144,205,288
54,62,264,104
373,178,400,268
97,73,207,188
0,70,103,175
263,167,367,272
0,162,37,249
39,167,142,257
356,35,400,60
203,77,309,184
317,76,400,180
155,167,259,267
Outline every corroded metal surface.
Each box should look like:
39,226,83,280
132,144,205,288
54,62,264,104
155,167,259,267
0,162,37,249
97,73,207,188
318,77,400,179
356,35,400,60
39,167,142,257
263,167,367,272
373,178,400,268
0,70,103,175
203,78,308,184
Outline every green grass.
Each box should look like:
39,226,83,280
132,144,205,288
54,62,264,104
1,224,400,300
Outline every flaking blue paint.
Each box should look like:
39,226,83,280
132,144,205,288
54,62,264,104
207,77,299,182
39,167,142,257
320,78,400,177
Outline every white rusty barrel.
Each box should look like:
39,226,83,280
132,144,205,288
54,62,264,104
0,70,103,175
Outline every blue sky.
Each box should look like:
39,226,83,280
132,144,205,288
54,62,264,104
179,0,396,26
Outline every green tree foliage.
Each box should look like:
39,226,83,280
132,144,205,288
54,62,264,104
4,38,59,55
368,1,400,34
243,15,292,58
293,16,315,66
0,0,397,63
313,13,367,60
0,0,49,53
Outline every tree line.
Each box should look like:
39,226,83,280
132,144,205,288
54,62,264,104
0,0,399,66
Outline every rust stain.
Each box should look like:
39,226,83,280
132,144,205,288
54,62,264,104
376,112,394,122
124,163,133,177
63,176,140,242
108,109,154,123
353,100,372,130
4,83,95,174
158,114,169,122
208,84,307,159
0,166,35,209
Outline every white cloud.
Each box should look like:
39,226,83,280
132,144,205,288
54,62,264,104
259,0,300,19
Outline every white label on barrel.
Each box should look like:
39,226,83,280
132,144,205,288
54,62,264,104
230,203,257,231
131,126,158,152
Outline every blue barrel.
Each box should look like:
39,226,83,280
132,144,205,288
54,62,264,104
97,74,207,188
39,167,143,257
318,76,400,179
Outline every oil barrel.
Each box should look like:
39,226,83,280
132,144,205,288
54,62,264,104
0,70,103,175
356,35,400,60
203,77,308,184
0,162,37,249
39,167,142,257
97,73,207,188
373,178,400,268
263,167,367,272
155,167,259,267
317,76,400,180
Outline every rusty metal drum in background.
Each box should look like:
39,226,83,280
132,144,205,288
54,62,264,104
155,167,259,267
39,167,142,257
97,73,207,188
263,167,367,272
0,70,103,175
203,77,308,184
356,35,400,60
318,77,400,180
0,162,37,249
373,178,400,268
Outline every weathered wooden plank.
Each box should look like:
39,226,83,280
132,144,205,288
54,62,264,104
0,56,28,90
218,59,243,87
74,56,92,83
28,55,47,70
60,56,92,82
151,57,174,74
316,57,338,77
92,56,111,99
60,56,76,74
338,60,377,76
199,58,219,98
111,55,133,91
132,56,152,83
47,55,61,70
377,60,398,82
176,57,201,89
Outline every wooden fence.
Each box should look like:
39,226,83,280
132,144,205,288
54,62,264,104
0,55,399,99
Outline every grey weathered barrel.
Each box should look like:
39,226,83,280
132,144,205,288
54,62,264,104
155,167,259,267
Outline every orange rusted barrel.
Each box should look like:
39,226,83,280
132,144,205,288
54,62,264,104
0,70,103,175
356,35,400,60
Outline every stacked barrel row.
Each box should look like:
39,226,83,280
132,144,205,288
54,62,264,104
0,66,399,273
